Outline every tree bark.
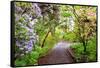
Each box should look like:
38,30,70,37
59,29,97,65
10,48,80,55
82,41,86,53
41,29,51,47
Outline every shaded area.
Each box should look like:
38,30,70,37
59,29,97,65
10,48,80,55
38,41,76,65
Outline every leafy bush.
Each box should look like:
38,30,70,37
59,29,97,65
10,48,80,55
15,45,42,66
63,32,78,42
86,36,97,62
70,36,97,62
70,43,84,62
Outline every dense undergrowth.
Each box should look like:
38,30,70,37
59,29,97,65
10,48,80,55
70,36,97,62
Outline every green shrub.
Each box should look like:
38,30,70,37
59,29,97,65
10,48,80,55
63,32,78,42
15,58,27,66
70,43,84,62
86,36,97,62
70,36,97,62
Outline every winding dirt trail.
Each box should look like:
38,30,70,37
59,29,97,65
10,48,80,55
38,41,76,65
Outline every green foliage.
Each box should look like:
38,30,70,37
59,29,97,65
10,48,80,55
16,2,32,8
70,43,84,62
15,27,29,40
63,32,78,42
70,36,97,62
15,58,27,66
86,36,97,61
62,12,72,17
14,2,97,66
39,33,58,57
15,45,42,66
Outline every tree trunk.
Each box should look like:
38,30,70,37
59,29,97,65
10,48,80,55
41,29,51,47
81,41,88,62
83,41,86,53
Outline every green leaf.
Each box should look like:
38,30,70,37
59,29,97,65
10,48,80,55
15,59,27,66
31,51,39,59
62,12,72,17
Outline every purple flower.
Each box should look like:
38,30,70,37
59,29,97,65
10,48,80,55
24,40,34,51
